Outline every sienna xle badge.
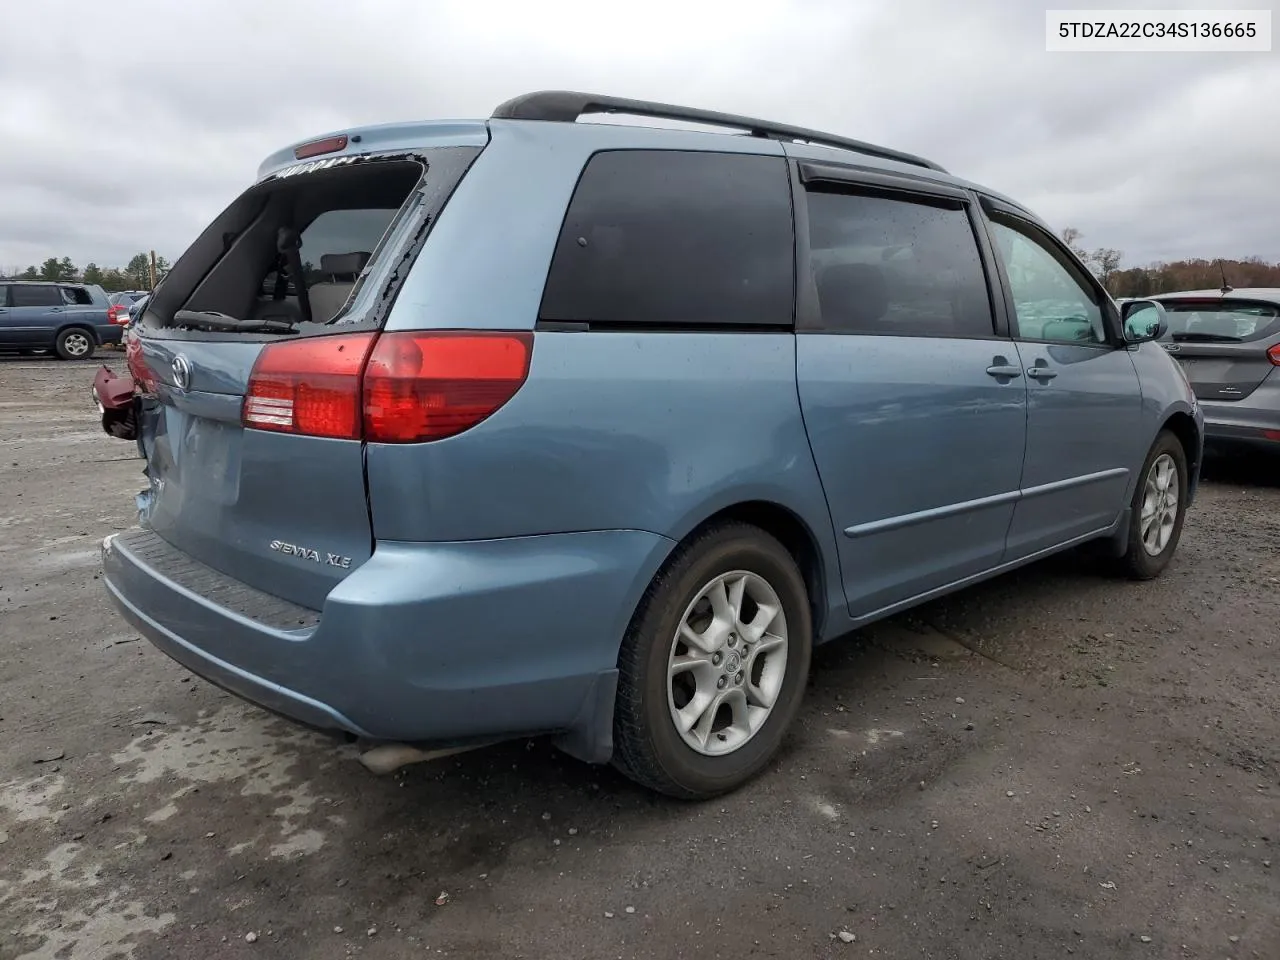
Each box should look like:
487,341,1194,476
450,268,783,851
101,91,1202,799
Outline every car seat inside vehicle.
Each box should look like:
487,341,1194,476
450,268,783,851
308,252,372,323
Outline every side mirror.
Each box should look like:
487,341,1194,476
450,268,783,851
1121,299,1169,344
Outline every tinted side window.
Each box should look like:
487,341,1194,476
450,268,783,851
540,150,794,328
805,189,995,338
989,217,1106,345
11,285,61,308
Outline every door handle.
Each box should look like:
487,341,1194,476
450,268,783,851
1027,362,1057,381
986,356,1023,379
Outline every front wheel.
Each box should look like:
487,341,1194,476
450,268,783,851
1114,430,1188,580
612,522,812,799
55,328,95,361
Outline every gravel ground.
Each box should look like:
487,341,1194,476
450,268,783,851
1,356,1277,960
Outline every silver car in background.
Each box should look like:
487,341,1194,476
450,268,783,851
1152,289,1280,454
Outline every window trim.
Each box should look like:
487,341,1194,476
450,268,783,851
978,197,1122,349
793,168,1008,341
535,147,797,333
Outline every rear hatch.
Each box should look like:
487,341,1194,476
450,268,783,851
1159,298,1280,402
131,140,482,610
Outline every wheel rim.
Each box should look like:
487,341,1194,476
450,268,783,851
666,570,788,757
1139,453,1179,556
63,333,90,357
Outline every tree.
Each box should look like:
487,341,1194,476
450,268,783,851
37,257,78,281
1060,227,1088,262
100,269,131,293
81,263,105,286
20,265,39,280
1090,248,1123,291
124,253,151,289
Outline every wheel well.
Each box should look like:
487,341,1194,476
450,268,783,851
685,501,827,638
1162,411,1200,474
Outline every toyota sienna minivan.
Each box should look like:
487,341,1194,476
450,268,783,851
102,91,1202,798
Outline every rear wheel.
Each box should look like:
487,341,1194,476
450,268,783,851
612,522,812,799
1114,430,1188,580
55,328,95,361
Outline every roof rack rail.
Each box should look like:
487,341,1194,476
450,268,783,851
490,90,947,173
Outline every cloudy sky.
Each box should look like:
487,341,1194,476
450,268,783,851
2,0,1277,274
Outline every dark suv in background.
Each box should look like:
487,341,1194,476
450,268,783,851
0,281,120,359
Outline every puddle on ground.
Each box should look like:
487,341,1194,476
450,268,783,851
112,704,340,860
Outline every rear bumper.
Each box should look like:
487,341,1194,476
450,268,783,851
96,324,125,345
102,527,673,762
1200,380,1280,450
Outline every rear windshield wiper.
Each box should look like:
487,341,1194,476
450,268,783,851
1171,332,1244,343
174,310,296,334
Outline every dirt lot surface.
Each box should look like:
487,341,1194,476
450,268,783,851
1,356,1277,960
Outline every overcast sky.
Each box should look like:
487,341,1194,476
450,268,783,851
2,0,1277,273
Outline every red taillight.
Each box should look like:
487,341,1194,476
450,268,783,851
243,333,376,439
363,331,533,443
242,331,533,442
108,305,127,324
1268,344,1280,366
294,135,348,160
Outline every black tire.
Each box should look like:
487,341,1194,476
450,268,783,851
612,522,812,800
1113,430,1189,580
54,328,95,361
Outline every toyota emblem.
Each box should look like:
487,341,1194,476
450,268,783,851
172,355,192,390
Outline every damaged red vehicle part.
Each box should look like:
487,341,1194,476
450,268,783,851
92,364,139,440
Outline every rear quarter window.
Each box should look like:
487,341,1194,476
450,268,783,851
60,287,94,306
539,150,794,329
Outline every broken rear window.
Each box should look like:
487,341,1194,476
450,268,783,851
144,147,481,338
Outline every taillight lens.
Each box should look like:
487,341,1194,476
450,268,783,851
243,333,376,439
108,305,126,324
363,331,533,442
242,330,533,442
1268,344,1280,366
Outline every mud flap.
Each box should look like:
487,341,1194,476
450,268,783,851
1107,507,1133,557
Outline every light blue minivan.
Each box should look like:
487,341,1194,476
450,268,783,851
102,92,1202,798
